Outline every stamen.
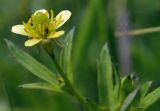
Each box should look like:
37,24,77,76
30,23,33,26
45,28,49,34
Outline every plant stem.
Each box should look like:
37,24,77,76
50,54,91,111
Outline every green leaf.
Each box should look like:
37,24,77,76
113,65,121,87
19,82,63,92
5,39,60,86
140,87,160,110
130,107,144,111
120,87,139,111
60,28,74,83
120,75,135,103
140,81,152,98
98,43,114,111
121,75,134,92
113,65,121,110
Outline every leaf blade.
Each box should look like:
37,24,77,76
5,39,59,85
60,28,74,83
140,87,160,110
120,87,139,111
98,44,114,111
140,81,152,98
19,82,63,92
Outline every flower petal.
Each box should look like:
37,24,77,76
24,38,43,47
48,31,65,39
55,10,71,29
12,25,31,36
33,9,49,17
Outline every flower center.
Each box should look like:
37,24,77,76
23,11,55,38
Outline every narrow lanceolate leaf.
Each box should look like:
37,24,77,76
120,87,139,111
98,44,114,111
19,82,63,92
60,28,74,83
140,87,160,110
5,39,59,85
113,65,121,110
140,81,152,98
120,75,135,103
130,107,144,111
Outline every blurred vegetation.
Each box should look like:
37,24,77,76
0,0,160,111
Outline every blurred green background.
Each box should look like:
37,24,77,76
0,0,160,111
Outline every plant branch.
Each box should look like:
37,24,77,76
50,54,91,111
116,26,160,37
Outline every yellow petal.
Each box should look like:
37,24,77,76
24,38,43,47
55,10,71,29
33,9,49,18
11,25,31,36
48,31,65,39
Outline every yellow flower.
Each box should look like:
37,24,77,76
11,9,71,47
